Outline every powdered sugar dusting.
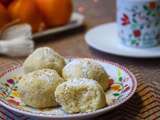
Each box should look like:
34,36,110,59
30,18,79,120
24,69,58,84
66,78,98,87
64,59,105,77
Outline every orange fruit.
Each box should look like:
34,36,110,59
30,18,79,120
0,3,11,29
8,0,20,19
35,0,73,27
8,0,45,32
0,0,13,7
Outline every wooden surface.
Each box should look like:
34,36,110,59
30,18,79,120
0,0,160,84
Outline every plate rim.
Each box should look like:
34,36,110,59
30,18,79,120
85,22,160,58
0,58,137,119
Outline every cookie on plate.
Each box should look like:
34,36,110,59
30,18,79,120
55,78,107,113
62,59,109,91
23,47,65,74
18,69,64,108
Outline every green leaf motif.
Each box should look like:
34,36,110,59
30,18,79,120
143,5,148,11
113,93,120,97
117,69,122,83
131,40,137,45
119,77,123,81
151,12,156,17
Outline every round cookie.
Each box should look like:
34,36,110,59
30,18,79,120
23,47,65,74
62,59,109,91
18,69,64,108
55,78,107,113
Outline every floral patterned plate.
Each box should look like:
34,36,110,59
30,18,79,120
0,59,137,120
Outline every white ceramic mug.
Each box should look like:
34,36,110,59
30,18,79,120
117,0,160,48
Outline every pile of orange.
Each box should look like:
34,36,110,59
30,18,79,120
0,0,73,32
0,3,10,29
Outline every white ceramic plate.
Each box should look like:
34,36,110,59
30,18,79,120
0,58,137,120
32,12,85,39
85,22,160,58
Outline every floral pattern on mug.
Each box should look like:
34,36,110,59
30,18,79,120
121,14,130,25
117,0,160,48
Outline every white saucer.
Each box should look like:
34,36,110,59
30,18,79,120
85,22,160,58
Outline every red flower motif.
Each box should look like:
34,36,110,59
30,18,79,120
149,2,157,9
108,79,114,87
0,93,5,97
121,14,130,26
7,99,20,106
7,79,14,84
133,30,141,37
